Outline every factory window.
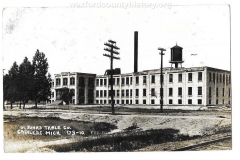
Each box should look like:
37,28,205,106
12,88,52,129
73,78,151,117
178,99,182,104
88,78,94,87
100,100,102,104
116,78,120,85
209,73,212,82
213,73,215,83
130,77,132,85
209,87,212,98
198,99,202,104
117,90,120,97
126,77,129,85
130,100,132,104
109,100,111,104
188,87,192,96
104,79,107,86
217,73,219,83
100,90,103,97
151,100,155,104
130,89,132,96
56,78,61,86
151,88,155,96
96,79,99,86
122,77,125,85
226,75,228,85
188,73,192,82
169,99,173,104
229,89,231,97
178,74,182,82
113,78,116,85
151,75,155,83
126,100,129,104
216,87,219,97
51,92,54,97
169,88,173,96
198,72,202,81
169,74,173,83
121,100,124,104
100,79,103,86
117,100,119,104
104,100,106,104
216,99,218,105
96,100,99,104
79,77,85,87
143,76,147,84
96,90,99,97
135,100,139,104
122,90,125,97
209,99,211,105
223,74,225,83
63,78,68,85
70,77,75,85
188,99,192,104
143,89,146,96
136,89,139,97
198,87,202,95
178,87,182,96
143,100,146,104
136,76,139,84
220,74,222,83
223,88,225,96
126,89,129,96
104,90,107,97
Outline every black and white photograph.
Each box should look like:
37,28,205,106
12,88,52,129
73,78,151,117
1,0,238,158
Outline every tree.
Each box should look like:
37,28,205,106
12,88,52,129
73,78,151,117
18,57,34,109
8,62,19,109
3,74,10,110
32,49,52,108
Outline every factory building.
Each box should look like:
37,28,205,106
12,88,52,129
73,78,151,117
95,66,231,106
51,31,231,107
50,72,96,105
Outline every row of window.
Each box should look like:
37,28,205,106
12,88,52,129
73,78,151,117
96,72,203,87
55,77,94,87
209,72,231,84
96,99,203,105
209,99,231,105
209,87,231,98
96,87,202,98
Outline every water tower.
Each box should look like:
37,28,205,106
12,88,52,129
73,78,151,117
169,43,184,68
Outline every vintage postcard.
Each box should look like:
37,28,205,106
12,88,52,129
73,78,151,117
2,2,232,155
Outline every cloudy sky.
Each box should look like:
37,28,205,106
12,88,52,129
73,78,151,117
2,5,230,75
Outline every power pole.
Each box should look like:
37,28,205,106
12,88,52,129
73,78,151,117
103,40,120,114
158,47,166,113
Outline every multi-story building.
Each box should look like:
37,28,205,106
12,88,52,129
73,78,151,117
95,66,231,106
50,35,231,107
50,72,96,105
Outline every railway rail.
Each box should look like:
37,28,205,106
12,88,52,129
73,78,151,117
172,135,231,151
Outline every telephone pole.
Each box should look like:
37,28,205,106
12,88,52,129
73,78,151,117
103,40,120,114
158,47,166,113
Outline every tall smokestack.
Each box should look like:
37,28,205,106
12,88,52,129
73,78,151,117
134,31,138,73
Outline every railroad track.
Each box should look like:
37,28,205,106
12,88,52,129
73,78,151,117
172,135,231,151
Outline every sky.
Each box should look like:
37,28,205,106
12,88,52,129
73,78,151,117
2,5,230,76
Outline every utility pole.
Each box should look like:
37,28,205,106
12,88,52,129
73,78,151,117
158,48,166,113
103,40,120,114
